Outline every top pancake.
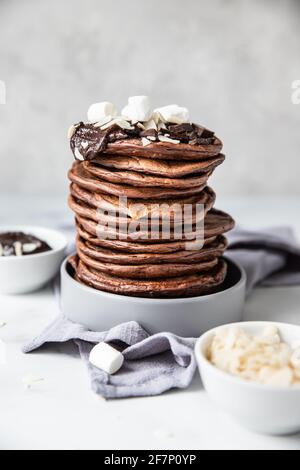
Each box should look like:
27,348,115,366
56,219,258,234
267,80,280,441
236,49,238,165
70,121,223,161
102,138,223,160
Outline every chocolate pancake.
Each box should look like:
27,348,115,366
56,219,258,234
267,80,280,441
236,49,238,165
76,220,217,254
68,188,215,230
102,138,223,160
94,154,225,178
70,183,216,221
70,121,223,161
76,235,228,265
69,162,206,199
74,257,227,298
77,246,218,279
75,215,206,243
74,208,234,245
83,161,213,189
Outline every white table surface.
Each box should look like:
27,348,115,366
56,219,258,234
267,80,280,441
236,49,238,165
1,195,300,450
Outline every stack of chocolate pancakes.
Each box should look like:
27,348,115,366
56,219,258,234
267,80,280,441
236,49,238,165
67,98,234,298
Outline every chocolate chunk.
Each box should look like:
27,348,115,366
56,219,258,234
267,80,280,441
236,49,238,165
197,137,215,145
168,123,194,134
108,129,129,142
193,124,215,138
140,129,157,140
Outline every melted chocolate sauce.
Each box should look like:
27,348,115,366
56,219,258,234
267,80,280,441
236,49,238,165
0,232,52,257
70,121,216,161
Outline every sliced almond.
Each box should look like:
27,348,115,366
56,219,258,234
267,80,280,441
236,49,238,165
93,116,113,128
67,124,78,140
22,243,38,254
0,244,3,257
142,137,152,146
158,121,167,130
74,148,84,161
158,135,180,144
101,117,134,131
136,122,145,130
22,374,44,390
14,241,23,257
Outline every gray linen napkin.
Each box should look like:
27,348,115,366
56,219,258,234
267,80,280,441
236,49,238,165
227,226,300,293
23,317,196,399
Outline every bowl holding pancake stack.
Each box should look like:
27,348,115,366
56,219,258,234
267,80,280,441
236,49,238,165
61,97,246,335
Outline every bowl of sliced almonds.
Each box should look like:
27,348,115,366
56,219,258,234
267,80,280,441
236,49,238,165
195,321,300,435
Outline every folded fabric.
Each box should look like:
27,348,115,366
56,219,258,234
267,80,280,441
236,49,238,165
227,226,300,293
23,317,196,399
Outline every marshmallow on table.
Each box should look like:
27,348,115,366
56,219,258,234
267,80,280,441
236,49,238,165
121,96,152,122
89,342,124,375
154,104,189,124
87,101,117,123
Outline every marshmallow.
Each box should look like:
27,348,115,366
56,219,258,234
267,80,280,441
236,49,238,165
87,101,117,123
89,342,124,375
154,104,189,124
121,96,152,122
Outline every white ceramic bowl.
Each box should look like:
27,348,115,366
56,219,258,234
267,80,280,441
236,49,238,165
61,256,246,337
195,321,300,435
0,226,67,294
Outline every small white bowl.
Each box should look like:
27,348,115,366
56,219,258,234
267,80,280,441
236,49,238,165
0,226,67,294
195,321,300,435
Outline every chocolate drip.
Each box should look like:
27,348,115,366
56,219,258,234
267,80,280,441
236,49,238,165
70,121,217,161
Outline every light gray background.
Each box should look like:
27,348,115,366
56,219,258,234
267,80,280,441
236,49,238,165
0,0,299,199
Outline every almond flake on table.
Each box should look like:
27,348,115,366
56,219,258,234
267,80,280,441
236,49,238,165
22,374,45,390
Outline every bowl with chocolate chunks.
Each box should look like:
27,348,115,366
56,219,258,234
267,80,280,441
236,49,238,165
0,226,67,294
